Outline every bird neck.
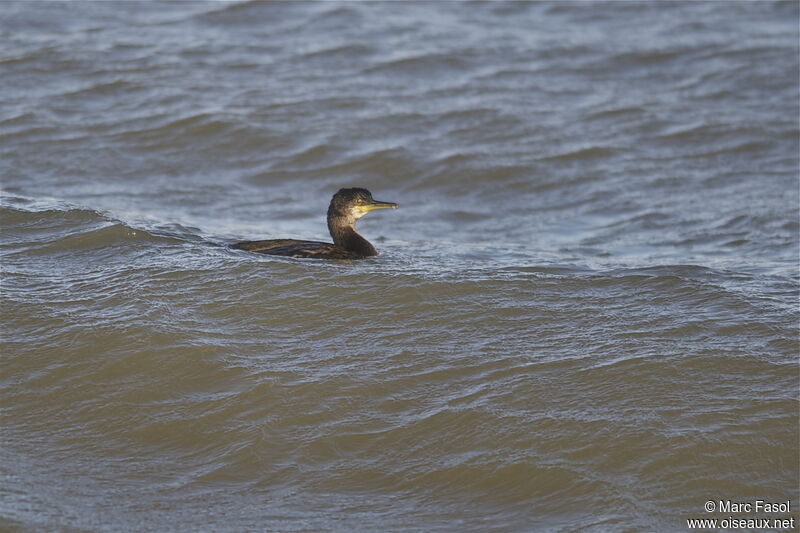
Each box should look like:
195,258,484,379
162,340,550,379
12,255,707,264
328,217,377,257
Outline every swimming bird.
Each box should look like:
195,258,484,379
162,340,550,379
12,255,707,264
232,188,397,259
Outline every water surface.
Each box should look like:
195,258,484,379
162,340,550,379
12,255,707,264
1,2,798,531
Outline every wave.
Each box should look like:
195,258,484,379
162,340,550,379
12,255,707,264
538,146,616,162
0,196,208,254
362,52,473,77
194,0,301,25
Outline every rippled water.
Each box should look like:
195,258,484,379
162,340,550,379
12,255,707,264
2,2,798,531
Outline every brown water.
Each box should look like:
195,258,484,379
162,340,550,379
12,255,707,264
1,2,799,531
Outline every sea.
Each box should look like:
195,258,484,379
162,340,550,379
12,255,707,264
1,1,798,532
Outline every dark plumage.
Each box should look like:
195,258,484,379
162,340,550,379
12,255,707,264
232,188,397,259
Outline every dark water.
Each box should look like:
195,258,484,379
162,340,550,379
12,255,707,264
1,1,798,531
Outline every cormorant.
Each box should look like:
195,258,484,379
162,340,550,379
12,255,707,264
232,188,397,259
